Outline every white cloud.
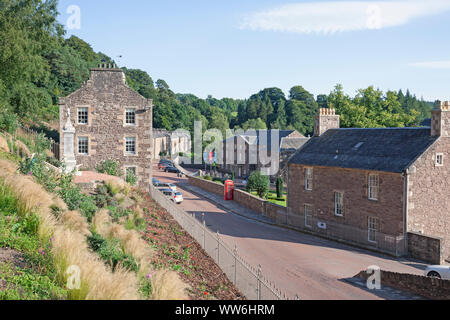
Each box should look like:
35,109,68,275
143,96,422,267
241,0,450,35
410,61,450,69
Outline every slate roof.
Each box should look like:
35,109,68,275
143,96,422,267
280,137,310,151
224,130,300,147
289,128,438,173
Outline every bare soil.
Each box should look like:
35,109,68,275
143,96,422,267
139,191,245,300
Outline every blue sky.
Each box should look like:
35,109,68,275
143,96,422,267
57,0,450,101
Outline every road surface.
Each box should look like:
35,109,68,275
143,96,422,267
153,164,426,300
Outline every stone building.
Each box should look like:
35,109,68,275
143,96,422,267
59,64,153,191
221,130,307,179
152,129,191,160
287,106,450,264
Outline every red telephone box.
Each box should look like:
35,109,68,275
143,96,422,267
224,180,234,201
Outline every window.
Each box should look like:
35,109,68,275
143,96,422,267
78,137,89,155
126,167,136,176
334,192,344,216
78,108,88,125
125,137,136,155
368,174,379,200
125,109,136,125
368,217,379,243
304,205,313,228
305,168,313,191
436,153,444,167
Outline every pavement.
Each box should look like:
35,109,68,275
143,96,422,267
153,163,428,300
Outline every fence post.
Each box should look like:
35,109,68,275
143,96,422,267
234,245,238,285
202,219,206,249
257,264,262,300
216,230,220,264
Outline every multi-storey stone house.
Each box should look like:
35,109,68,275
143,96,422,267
287,105,450,264
153,129,191,160
220,130,308,179
59,64,153,191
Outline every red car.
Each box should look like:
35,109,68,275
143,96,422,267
158,161,173,170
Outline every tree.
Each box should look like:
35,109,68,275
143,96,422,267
276,176,284,199
247,171,270,199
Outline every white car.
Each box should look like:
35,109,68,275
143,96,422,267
424,265,450,279
171,191,184,204
160,189,183,204
156,183,177,192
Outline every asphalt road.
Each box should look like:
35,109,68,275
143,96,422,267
153,164,427,300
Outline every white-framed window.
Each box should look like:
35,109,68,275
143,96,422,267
78,108,88,125
436,153,444,167
368,217,379,243
304,204,313,228
125,109,136,125
305,168,313,191
368,174,379,200
125,137,136,155
334,192,344,217
78,137,89,155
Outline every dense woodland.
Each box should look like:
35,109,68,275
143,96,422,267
0,0,435,140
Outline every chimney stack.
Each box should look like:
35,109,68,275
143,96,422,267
314,108,340,137
431,101,450,137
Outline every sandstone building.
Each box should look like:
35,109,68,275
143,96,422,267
287,105,450,264
220,130,308,179
59,65,153,191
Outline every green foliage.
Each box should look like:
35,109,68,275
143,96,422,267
276,176,284,199
126,170,137,186
247,171,270,199
0,109,19,134
87,231,139,273
204,175,212,181
0,180,67,300
96,160,121,177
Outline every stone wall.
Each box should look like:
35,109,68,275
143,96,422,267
59,67,153,192
266,202,287,220
408,232,444,265
407,136,450,264
356,269,450,300
188,176,224,196
234,189,266,215
187,176,284,217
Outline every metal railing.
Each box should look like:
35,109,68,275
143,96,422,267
272,211,408,257
151,186,297,300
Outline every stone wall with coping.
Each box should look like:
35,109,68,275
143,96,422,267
407,232,444,265
356,269,450,300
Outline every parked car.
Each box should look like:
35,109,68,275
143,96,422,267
158,162,173,170
424,265,450,279
152,178,161,185
165,166,181,174
159,189,184,204
155,183,177,192
170,191,184,204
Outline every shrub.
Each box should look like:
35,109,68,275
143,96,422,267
204,175,212,181
96,160,121,177
247,171,270,199
126,171,137,186
276,176,284,199
0,110,18,135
